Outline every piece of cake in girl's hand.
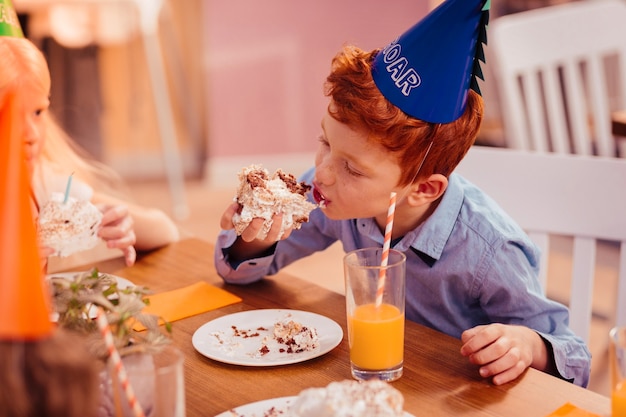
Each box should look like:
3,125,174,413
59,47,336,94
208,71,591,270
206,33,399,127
38,192,103,257
232,165,317,239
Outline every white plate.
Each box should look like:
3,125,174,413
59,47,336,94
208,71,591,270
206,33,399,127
214,396,415,417
46,271,135,289
214,396,295,417
192,309,343,366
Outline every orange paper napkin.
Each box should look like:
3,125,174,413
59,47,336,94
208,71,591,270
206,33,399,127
135,281,241,331
544,403,602,417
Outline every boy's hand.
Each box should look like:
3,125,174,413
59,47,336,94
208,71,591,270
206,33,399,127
220,202,294,262
460,323,548,385
220,202,293,242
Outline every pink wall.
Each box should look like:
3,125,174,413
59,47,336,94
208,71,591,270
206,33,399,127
203,1,429,161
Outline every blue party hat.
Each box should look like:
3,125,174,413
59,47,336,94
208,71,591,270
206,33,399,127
0,0,24,38
371,0,489,123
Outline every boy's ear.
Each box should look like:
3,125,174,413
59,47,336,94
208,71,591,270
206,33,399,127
406,174,448,206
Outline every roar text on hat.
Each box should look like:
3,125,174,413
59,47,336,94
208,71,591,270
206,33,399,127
379,40,422,97
0,4,18,25
0,0,23,38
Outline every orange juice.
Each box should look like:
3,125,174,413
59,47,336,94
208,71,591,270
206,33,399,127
612,380,626,416
348,303,404,370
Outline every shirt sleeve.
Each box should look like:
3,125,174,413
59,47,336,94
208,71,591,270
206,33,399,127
539,333,591,387
214,229,275,284
214,206,340,283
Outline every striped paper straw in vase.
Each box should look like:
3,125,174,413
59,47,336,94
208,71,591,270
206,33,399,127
376,192,397,307
95,308,146,417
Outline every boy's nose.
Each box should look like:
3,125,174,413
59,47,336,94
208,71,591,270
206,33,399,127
314,158,335,186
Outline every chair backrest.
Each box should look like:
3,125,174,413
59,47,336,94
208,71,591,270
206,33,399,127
489,0,626,157
455,146,626,343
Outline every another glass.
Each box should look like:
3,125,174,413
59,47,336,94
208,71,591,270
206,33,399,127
344,248,406,382
100,344,186,417
610,326,626,417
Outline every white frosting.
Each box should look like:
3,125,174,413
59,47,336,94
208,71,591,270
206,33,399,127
288,380,404,417
232,165,317,239
38,192,103,257
273,320,319,353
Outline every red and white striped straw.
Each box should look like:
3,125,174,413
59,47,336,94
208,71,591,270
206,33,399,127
95,308,146,417
376,191,397,307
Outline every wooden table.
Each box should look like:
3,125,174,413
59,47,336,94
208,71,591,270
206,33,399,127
65,238,610,417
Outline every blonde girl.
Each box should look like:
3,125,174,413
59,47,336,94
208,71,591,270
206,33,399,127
0,35,179,267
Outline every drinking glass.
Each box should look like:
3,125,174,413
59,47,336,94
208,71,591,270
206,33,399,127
610,326,626,417
344,248,406,382
101,344,186,417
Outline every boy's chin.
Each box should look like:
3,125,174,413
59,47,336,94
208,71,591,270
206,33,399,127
319,207,350,221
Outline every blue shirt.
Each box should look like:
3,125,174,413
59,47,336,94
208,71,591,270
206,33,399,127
215,168,591,387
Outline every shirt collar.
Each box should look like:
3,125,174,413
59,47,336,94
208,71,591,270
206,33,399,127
397,173,464,262
355,173,464,263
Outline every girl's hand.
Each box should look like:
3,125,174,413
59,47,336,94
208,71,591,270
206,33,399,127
97,204,137,266
39,245,55,274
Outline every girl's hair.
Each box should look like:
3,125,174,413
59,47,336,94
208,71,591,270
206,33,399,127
325,45,484,186
0,330,101,417
0,37,128,199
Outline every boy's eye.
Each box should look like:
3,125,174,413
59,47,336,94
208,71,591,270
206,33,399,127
343,161,362,177
317,134,362,177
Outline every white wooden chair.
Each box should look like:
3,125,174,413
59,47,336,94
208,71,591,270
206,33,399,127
489,0,626,157
455,146,626,344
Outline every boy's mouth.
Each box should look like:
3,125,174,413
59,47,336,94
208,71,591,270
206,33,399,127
313,186,329,208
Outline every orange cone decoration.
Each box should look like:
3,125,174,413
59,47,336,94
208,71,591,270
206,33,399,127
0,92,54,340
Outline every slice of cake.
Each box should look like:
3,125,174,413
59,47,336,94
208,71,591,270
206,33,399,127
38,192,103,257
273,319,319,353
232,165,317,239
288,380,405,417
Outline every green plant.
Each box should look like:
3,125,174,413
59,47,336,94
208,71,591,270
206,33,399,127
50,268,172,358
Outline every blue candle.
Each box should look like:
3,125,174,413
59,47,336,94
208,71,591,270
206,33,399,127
63,173,74,204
